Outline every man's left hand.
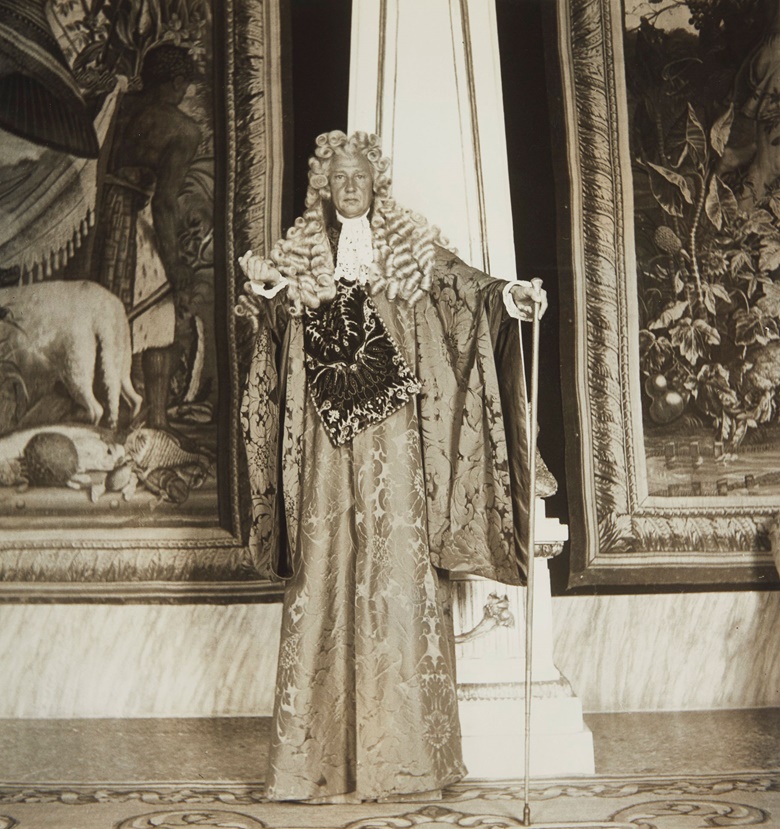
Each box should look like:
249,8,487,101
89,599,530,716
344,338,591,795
510,281,548,321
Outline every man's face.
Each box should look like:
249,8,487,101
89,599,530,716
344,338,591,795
328,152,374,219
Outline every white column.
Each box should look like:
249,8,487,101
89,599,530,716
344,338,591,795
349,0,516,278
348,0,594,778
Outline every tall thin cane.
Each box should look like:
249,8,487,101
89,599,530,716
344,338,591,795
522,278,543,827
517,284,636,829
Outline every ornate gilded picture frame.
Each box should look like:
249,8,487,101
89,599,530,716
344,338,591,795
553,0,780,589
0,0,284,601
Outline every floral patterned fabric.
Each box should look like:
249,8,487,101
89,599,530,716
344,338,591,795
240,246,554,802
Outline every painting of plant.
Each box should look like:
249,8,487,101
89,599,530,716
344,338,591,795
625,0,780,498
555,0,778,586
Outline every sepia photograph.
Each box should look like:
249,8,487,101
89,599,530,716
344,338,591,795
0,0,777,827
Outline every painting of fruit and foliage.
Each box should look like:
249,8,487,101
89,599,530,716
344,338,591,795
0,0,218,530
627,0,780,499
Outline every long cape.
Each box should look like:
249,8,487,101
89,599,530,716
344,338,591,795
240,247,555,585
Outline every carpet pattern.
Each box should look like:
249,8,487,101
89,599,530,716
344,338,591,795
0,772,777,828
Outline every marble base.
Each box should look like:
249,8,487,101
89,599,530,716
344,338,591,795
459,679,595,777
454,505,594,778
0,710,777,784
461,730,595,779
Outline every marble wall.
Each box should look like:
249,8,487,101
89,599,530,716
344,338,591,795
553,591,780,713
0,590,777,719
0,604,281,718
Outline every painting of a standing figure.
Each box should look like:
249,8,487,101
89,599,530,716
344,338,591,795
0,0,218,529
92,44,200,436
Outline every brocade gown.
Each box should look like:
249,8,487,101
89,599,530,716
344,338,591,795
241,247,546,802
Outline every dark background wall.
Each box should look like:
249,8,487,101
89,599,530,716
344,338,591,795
287,0,569,589
495,0,569,591
286,0,352,220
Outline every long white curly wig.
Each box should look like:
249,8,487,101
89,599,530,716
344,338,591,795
265,130,450,316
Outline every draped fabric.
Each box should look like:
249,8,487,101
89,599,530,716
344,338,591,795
240,246,554,801
0,85,120,280
0,0,99,157
268,289,465,800
92,174,146,309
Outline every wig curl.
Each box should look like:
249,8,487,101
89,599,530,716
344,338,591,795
257,130,450,316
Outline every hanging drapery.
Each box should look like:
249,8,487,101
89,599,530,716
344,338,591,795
0,0,99,157
0,83,120,282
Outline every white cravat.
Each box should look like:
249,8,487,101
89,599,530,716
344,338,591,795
334,210,373,284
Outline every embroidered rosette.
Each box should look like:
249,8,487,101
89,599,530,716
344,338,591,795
303,282,421,446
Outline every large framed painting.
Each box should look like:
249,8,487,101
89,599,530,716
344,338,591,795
0,0,284,601
553,0,780,589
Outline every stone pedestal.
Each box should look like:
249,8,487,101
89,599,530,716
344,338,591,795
453,500,595,778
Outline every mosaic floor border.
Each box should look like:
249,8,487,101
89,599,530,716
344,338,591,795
0,771,776,829
0,770,777,803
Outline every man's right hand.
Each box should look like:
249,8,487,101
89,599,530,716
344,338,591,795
238,250,287,297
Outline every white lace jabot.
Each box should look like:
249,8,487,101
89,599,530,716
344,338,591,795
334,210,373,284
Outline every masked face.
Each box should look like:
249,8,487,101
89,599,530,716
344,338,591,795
328,152,374,219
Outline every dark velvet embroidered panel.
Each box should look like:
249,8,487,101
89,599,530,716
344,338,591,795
303,282,421,446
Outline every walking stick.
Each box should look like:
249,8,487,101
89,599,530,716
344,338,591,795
522,278,543,827
517,283,635,829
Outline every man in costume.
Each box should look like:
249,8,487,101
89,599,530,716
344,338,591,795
92,45,200,431
238,130,551,803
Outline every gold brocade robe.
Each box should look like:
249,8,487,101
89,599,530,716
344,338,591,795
240,247,547,801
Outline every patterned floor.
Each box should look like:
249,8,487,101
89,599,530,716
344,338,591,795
0,772,778,828
0,711,777,828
